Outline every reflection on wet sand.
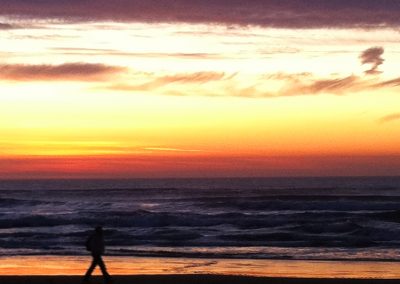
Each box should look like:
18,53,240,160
1,256,400,279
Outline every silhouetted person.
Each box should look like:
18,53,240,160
83,226,112,284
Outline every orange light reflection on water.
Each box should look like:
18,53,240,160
1,256,400,279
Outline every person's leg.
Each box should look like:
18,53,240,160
97,256,111,282
83,256,98,281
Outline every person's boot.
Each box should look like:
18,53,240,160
105,275,113,284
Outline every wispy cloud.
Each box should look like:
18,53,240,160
144,147,203,153
0,22,16,29
52,48,223,60
0,62,125,81
279,75,365,97
157,72,230,84
1,0,400,29
110,72,232,92
108,70,400,98
360,47,384,75
258,74,400,98
372,77,400,88
378,113,400,124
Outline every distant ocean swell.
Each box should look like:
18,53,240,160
0,177,400,261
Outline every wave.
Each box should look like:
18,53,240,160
1,177,400,260
1,215,399,250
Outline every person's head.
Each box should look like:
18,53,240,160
95,226,103,234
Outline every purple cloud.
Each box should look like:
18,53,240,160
0,22,15,29
283,76,362,96
360,47,385,75
0,0,399,28
0,63,124,81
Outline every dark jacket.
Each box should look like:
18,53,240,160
86,232,105,256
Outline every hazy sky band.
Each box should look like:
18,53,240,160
1,0,400,29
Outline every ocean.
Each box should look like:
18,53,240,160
1,177,400,262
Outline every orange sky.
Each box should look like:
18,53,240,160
1,3,400,178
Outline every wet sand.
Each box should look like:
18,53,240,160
2,256,400,279
2,275,400,284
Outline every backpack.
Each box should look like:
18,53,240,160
85,236,93,251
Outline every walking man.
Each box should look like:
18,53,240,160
83,226,112,283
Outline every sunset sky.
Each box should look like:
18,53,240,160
0,0,400,178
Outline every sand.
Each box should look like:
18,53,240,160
3,256,400,279
2,256,400,283
1,275,400,284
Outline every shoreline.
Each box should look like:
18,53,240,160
3,254,400,263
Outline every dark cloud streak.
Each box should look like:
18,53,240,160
0,22,16,29
0,0,400,28
360,47,385,75
282,76,362,96
0,63,124,81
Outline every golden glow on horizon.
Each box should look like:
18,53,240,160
1,19,400,177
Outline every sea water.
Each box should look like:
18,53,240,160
1,177,400,261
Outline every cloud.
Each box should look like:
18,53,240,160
107,69,400,98
360,47,384,75
50,48,225,60
372,77,400,88
378,113,400,124
266,74,400,98
280,75,364,97
110,72,231,92
0,22,15,29
1,0,400,29
157,72,229,84
0,63,125,81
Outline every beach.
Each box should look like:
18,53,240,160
2,256,400,281
2,275,400,284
